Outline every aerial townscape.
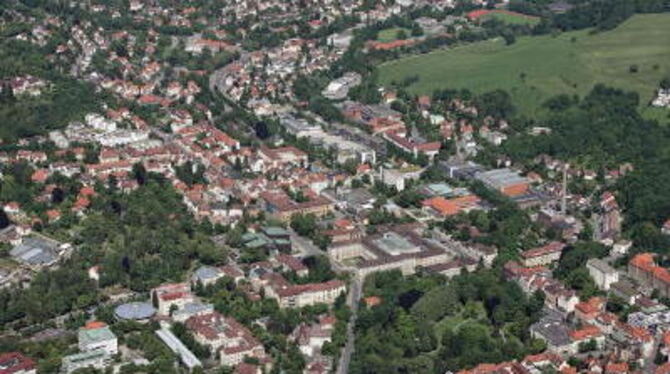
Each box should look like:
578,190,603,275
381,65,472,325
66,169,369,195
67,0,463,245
0,0,669,373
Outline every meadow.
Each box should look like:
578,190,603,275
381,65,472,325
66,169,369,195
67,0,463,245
379,14,670,121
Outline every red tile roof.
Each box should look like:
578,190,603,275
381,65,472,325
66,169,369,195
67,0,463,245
0,352,36,374
569,325,602,341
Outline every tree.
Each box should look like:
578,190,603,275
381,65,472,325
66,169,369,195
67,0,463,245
290,214,317,237
411,23,424,37
0,209,9,229
660,77,670,90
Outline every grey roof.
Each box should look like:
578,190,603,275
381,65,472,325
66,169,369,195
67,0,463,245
192,266,222,282
475,168,528,189
531,309,570,347
62,349,108,365
586,258,617,274
155,327,201,369
114,302,156,320
10,237,60,266
262,226,290,237
173,302,214,319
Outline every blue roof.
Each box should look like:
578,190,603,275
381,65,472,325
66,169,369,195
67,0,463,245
114,302,156,320
193,266,221,281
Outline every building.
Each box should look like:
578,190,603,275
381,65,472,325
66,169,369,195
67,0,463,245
274,254,309,277
379,166,423,192
191,266,225,287
114,302,156,322
290,315,335,358
78,322,118,355
0,352,36,374
321,72,361,100
586,258,619,291
260,190,334,223
151,283,196,315
260,273,346,308
184,312,268,368
172,302,215,323
421,195,482,218
330,225,453,278
9,236,69,269
536,208,583,241
593,192,622,241
568,325,605,354
383,132,441,161
628,253,670,298
520,242,565,267
155,326,202,371
530,309,572,356
475,168,529,197
574,297,605,322
61,350,109,374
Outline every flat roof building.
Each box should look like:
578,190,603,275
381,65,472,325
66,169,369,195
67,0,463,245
475,168,530,197
9,236,64,268
155,327,202,370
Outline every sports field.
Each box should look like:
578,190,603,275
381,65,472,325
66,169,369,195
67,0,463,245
377,27,411,43
379,14,670,120
468,9,540,25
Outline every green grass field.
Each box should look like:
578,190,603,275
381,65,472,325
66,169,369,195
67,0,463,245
377,27,411,43
482,11,540,25
379,14,670,122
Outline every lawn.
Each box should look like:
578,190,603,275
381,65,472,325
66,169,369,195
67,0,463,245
377,27,411,43
378,14,670,122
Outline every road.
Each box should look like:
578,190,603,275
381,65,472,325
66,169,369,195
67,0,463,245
289,229,362,373
337,276,362,374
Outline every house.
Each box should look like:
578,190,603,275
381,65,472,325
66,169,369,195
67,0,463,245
574,297,605,322
275,254,308,277
520,242,565,267
290,315,335,358
662,219,670,235
586,258,619,291
0,352,36,374
78,322,118,355
569,325,604,353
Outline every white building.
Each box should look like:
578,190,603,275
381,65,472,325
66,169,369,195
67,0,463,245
61,350,109,374
151,283,196,315
78,323,118,355
586,258,619,291
85,113,117,132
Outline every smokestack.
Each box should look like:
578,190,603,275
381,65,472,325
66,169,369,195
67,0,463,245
561,163,568,214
